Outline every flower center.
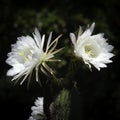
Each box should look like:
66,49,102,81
85,44,99,58
18,47,32,63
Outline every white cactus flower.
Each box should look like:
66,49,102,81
70,22,114,70
6,28,62,84
28,97,45,120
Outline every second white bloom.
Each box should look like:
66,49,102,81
70,23,114,70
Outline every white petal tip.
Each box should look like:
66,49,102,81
70,33,76,45
34,27,39,33
90,22,95,33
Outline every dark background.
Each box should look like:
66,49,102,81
0,0,119,120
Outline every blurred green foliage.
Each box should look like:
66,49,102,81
50,89,71,120
0,0,119,120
